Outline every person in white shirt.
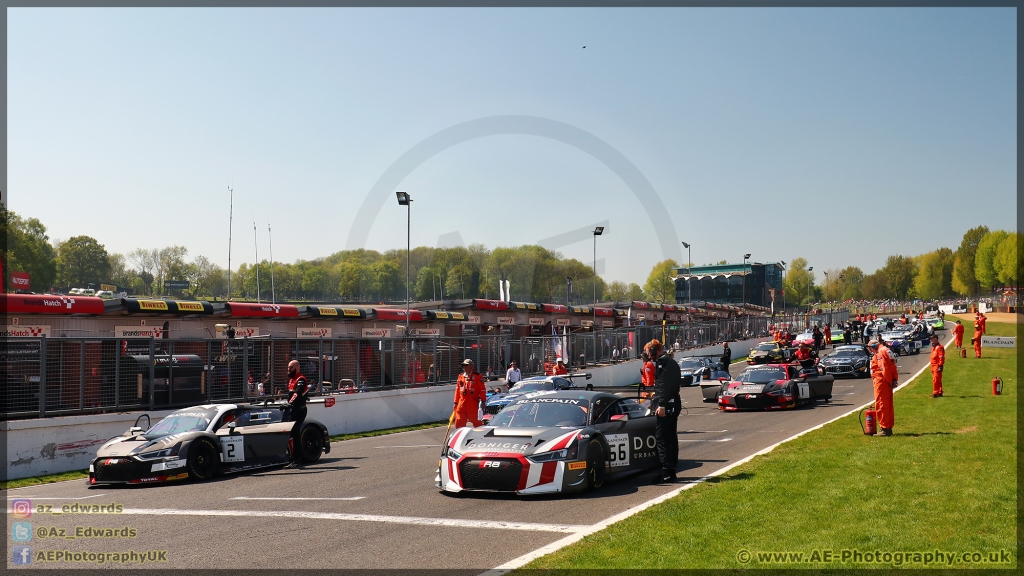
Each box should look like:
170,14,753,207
612,347,620,362
505,361,521,386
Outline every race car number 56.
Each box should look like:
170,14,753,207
606,434,629,467
220,436,244,462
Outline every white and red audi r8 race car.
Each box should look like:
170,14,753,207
436,391,658,495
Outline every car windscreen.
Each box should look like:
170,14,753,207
678,359,704,369
145,410,217,438
508,381,552,393
489,398,589,428
754,343,777,352
737,367,787,384
830,350,866,358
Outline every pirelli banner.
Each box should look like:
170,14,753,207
424,310,467,321
123,299,214,315
307,305,366,319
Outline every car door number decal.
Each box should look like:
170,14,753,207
798,382,810,399
220,436,244,462
606,434,629,467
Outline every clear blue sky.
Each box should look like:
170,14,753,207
7,7,1017,284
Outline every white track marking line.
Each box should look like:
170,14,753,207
231,497,365,501
373,444,441,448
117,508,585,533
678,438,732,443
6,494,106,500
481,333,950,574
681,430,728,433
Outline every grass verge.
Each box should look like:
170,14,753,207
2,470,90,491
4,420,449,490
520,322,1017,570
328,420,447,442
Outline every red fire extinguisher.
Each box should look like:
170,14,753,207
960,348,967,359
859,407,877,435
992,377,1003,396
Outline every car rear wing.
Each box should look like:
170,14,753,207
565,372,593,381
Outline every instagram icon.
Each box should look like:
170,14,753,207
11,499,32,518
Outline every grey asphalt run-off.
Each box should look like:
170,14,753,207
5,332,947,571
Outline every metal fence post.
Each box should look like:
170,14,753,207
432,337,438,385
114,341,120,409
207,340,213,402
77,338,85,411
39,336,47,418
148,338,156,410
242,337,250,400
318,337,324,392
168,340,175,406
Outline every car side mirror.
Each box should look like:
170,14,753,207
134,414,150,430
610,414,629,422
125,426,144,437
718,377,728,382
227,422,237,433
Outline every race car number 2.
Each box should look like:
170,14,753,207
606,434,630,467
220,436,244,462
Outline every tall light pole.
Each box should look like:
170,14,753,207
396,192,412,335
252,220,260,303
227,186,233,300
681,241,691,304
593,227,604,324
780,261,787,312
807,266,814,309
742,253,751,310
268,222,276,304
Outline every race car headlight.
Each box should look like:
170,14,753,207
528,445,578,463
136,442,182,460
446,449,462,461
767,389,787,396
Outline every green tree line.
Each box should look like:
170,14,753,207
785,226,1020,305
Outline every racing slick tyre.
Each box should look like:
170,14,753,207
299,425,325,463
586,441,606,490
186,439,219,480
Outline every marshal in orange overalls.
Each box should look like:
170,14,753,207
929,342,945,396
870,345,898,432
453,370,487,428
952,322,965,348
972,324,983,358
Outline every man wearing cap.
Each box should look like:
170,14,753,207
929,334,944,398
793,341,815,370
952,319,965,349
868,340,897,436
647,339,682,483
453,359,487,428
977,311,987,335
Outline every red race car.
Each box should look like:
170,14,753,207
717,364,834,411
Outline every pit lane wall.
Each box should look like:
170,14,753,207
4,359,648,481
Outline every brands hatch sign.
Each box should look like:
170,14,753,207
115,326,164,338
3,325,51,337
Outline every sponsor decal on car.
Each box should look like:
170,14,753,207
567,462,587,470
150,459,186,472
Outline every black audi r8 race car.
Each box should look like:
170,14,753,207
89,401,333,485
716,364,834,411
820,344,872,378
437,391,658,495
677,356,729,386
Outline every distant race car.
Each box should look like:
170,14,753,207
677,357,728,386
880,331,923,355
793,330,817,347
747,341,790,365
829,326,846,345
437,391,658,495
925,317,946,330
820,345,872,378
89,402,332,485
483,375,586,417
713,364,834,411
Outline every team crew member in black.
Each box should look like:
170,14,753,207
284,360,309,469
648,339,682,484
720,342,732,377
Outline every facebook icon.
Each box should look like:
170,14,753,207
13,546,32,565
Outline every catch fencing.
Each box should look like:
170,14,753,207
3,312,846,420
